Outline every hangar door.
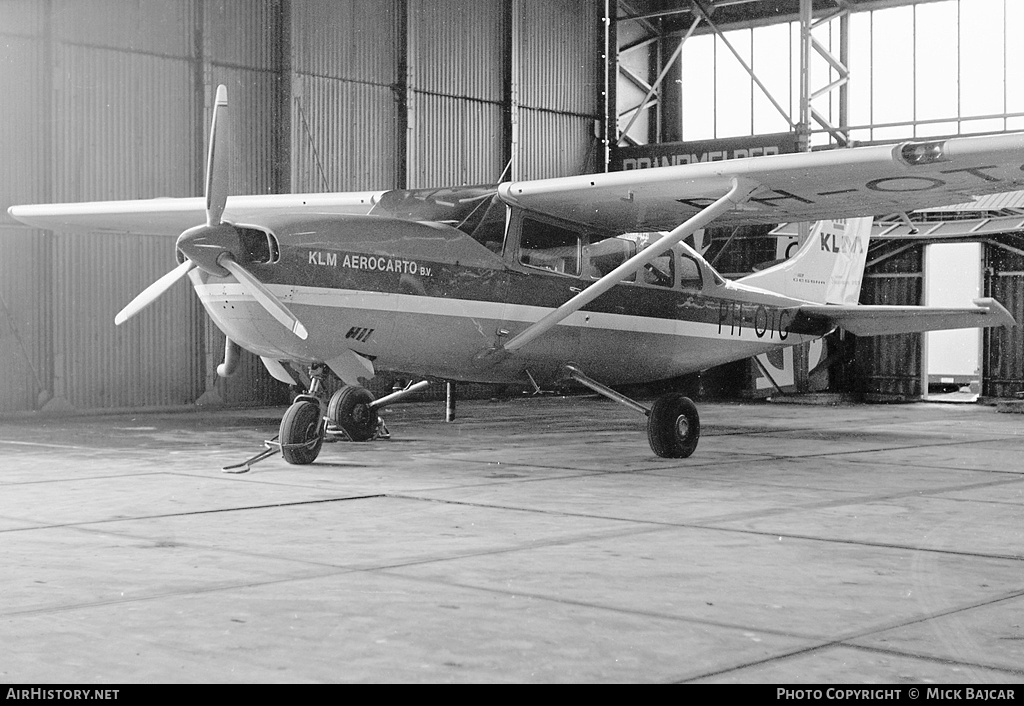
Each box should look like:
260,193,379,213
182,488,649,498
924,243,982,401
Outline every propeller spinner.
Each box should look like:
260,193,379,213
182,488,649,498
115,84,308,341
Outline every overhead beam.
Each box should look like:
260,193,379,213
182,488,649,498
617,11,703,144
645,0,947,35
799,0,851,148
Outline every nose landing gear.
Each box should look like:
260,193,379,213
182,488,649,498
278,398,325,465
222,367,431,473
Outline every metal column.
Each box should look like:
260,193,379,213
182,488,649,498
799,0,851,150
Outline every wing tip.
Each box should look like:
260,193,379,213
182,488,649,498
973,297,1017,329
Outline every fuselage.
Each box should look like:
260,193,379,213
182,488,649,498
189,187,833,388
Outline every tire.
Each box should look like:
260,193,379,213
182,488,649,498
327,385,378,441
279,400,324,465
647,393,700,458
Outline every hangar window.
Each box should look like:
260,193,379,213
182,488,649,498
239,227,280,264
520,217,580,276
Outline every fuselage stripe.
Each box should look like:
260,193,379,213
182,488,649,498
193,282,816,344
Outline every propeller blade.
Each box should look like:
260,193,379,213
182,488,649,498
219,256,308,340
115,259,195,326
205,84,229,226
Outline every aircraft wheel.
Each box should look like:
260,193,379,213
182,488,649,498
279,400,324,465
647,393,700,458
327,385,378,441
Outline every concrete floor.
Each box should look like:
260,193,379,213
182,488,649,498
0,395,1022,684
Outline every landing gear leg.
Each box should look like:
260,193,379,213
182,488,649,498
223,364,329,472
279,364,328,465
223,375,433,472
565,364,701,459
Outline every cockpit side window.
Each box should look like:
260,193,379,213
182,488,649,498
583,232,679,288
640,250,675,288
520,217,581,276
679,254,702,289
467,196,507,254
584,235,636,281
609,232,675,288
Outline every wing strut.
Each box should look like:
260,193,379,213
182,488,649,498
502,178,758,353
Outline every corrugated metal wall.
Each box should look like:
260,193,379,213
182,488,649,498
291,0,401,192
49,9,201,409
408,93,505,187
0,7,51,413
984,244,1024,398
856,247,924,400
848,242,1023,401
0,227,51,413
292,76,399,192
0,0,602,414
407,0,507,187
515,0,600,180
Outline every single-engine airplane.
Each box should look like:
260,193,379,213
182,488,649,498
8,85,1020,468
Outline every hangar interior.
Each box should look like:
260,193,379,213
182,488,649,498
614,0,1024,403
0,0,1021,414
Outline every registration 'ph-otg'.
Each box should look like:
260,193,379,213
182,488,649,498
7,690,118,701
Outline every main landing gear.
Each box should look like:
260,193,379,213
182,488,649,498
646,393,701,458
564,365,701,459
223,366,430,473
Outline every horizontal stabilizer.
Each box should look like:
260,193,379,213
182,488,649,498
796,297,1015,337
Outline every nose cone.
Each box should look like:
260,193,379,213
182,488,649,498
177,223,242,276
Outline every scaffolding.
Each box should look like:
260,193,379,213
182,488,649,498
608,0,1023,159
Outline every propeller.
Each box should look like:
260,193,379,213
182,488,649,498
205,84,229,227
115,84,308,343
219,256,308,339
114,259,195,326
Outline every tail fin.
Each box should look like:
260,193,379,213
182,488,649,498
737,216,872,305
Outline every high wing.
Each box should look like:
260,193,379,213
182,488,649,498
13,133,1024,237
794,298,1015,337
497,133,1024,231
7,192,384,236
